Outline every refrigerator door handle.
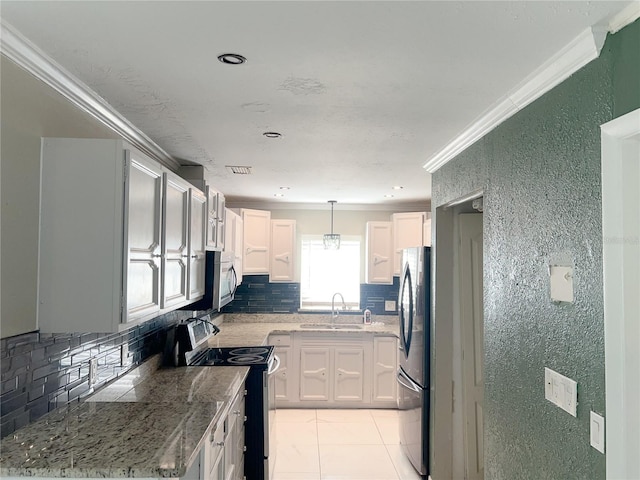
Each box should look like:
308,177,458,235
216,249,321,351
397,368,422,393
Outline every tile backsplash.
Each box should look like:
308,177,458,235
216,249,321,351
222,275,399,315
0,309,210,439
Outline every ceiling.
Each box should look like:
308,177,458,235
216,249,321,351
0,1,632,209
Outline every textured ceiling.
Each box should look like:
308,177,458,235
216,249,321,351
0,1,632,208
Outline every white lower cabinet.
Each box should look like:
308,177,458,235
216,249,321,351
203,387,246,480
271,332,397,408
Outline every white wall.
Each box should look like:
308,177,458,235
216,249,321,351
0,57,117,338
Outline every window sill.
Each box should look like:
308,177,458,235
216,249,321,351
297,307,363,315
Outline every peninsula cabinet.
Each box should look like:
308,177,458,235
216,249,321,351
38,138,206,333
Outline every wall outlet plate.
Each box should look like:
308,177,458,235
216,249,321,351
89,358,97,386
385,300,396,311
590,411,605,453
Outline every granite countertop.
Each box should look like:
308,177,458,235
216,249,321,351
0,316,398,478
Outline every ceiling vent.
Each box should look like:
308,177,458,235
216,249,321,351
226,166,252,175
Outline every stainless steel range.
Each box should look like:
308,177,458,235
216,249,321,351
169,318,279,480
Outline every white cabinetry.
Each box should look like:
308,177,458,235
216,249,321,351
296,334,371,406
269,334,294,406
38,138,206,333
423,218,432,247
270,219,296,282
365,221,393,284
372,336,398,404
224,209,244,286
206,187,226,251
241,209,271,274
189,190,207,300
392,212,427,275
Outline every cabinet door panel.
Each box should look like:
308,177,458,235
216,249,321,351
126,156,163,322
373,337,398,403
366,221,393,284
189,190,206,300
162,174,189,308
334,347,365,402
274,347,291,402
393,212,426,275
270,220,296,282
299,347,330,401
242,209,271,274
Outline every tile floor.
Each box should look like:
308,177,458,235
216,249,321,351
271,409,423,480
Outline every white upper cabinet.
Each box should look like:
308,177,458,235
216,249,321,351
392,211,427,275
270,219,296,283
241,208,271,274
188,189,207,300
365,221,393,284
423,217,432,247
38,138,206,333
225,209,244,286
206,187,226,251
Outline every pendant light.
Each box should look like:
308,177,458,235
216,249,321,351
323,200,340,250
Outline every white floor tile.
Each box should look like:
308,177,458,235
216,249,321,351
370,409,401,421
374,419,400,445
319,444,399,479
385,444,424,480
316,409,375,423
273,443,321,473
276,409,317,423
275,421,318,446
317,422,383,445
272,472,321,480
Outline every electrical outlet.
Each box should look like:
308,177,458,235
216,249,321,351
89,358,97,386
385,300,396,311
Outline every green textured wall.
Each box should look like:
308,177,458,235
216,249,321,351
431,20,639,480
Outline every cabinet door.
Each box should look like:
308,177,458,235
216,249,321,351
392,212,426,275
423,218,432,247
373,336,398,404
162,172,189,308
274,346,291,403
366,221,393,284
241,209,271,274
234,216,244,285
270,219,296,282
206,187,219,250
125,153,163,322
299,347,330,401
188,189,207,300
216,193,226,252
333,346,365,402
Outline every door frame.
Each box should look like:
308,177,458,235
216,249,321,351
601,108,640,479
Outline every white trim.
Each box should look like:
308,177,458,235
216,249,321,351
226,199,430,212
608,1,640,34
0,19,181,172
423,26,607,173
601,108,640,480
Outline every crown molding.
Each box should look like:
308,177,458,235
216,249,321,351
608,1,640,34
423,26,608,174
0,19,180,171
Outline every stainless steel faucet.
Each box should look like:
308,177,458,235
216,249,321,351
331,292,346,322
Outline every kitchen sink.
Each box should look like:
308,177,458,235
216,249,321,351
299,323,363,330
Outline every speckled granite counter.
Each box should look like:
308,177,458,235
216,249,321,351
0,316,397,478
0,356,248,478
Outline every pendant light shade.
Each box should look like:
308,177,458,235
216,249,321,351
323,200,340,250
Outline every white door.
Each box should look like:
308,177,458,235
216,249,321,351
188,189,206,300
459,213,484,480
601,108,640,480
125,153,163,322
333,346,365,402
162,172,189,308
299,346,330,401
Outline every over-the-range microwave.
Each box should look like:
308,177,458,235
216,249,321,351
188,250,238,311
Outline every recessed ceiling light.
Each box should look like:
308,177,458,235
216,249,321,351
384,194,394,198
392,186,404,190
274,193,285,198
218,53,246,65
263,132,282,139
279,186,290,190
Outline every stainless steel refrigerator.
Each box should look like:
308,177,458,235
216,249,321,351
397,246,431,477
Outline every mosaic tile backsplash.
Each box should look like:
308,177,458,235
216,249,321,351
222,275,399,315
0,309,207,439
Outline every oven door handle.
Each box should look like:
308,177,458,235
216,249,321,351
268,354,281,375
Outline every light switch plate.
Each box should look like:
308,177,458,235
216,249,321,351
590,411,605,453
544,367,577,416
385,300,396,312
549,265,574,302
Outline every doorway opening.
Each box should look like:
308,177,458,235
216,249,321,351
432,191,484,480
601,107,640,480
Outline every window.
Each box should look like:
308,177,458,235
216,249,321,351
300,235,360,310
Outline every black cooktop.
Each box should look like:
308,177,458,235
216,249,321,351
189,346,275,366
